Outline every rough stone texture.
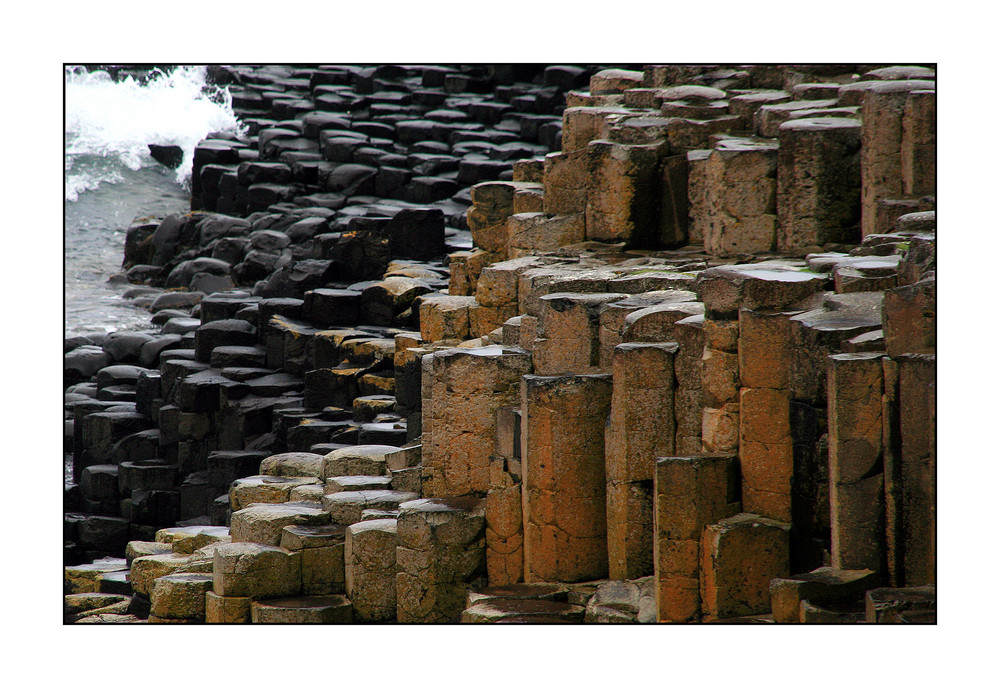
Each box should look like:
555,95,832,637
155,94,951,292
697,263,828,320
739,387,794,523
345,518,398,622
150,573,213,620
770,567,878,623
423,346,532,497
700,139,779,257
533,293,628,375
700,513,791,621
897,353,935,586
230,502,331,546
250,595,353,623
521,374,613,583
777,118,862,251
396,497,486,623
606,342,678,580
212,542,301,599
486,456,524,586
653,454,739,622
859,80,936,236
828,353,885,572
900,90,935,197
229,475,321,511
586,140,665,246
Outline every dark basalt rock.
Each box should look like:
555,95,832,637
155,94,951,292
148,144,184,169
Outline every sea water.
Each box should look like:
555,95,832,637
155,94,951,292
64,65,243,337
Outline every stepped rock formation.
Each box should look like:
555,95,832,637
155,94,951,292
65,62,936,624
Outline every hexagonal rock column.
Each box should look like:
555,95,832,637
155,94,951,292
776,117,862,251
250,596,353,623
486,455,523,586
506,212,586,258
467,181,529,258
396,497,486,623
653,454,740,623
827,353,885,573
230,502,331,546
280,524,347,596
700,316,741,456
543,148,590,216
700,513,791,621
533,292,628,376
585,139,666,247
896,353,935,586
606,342,678,580
700,138,779,257
673,315,705,454
859,80,936,236
900,90,936,197
422,346,532,498
418,295,477,343
212,542,301,600
345,518,398,622
521,373,613,584
150,573,214,621
736,306,800,524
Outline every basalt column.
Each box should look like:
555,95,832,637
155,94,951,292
653,454,739,623
776,117,862,251
422,346,532,498
521,374,613,583
827,352,885,573
859,80,936,237
737,308,795,523
900,90,936,197
396,497,486,623
605,342,678,579
701,139,779,257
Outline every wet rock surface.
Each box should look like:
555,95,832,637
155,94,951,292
65,63,935,625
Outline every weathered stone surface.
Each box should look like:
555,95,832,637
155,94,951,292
323,489,419,525
418,295,477,343
65,558,129,594
701,513,791,621
740,387,794,522
461,598,585,623
699,138,780,257
321,444,397,479
533,293,628,375
697,263,828,320
130,553,193,597
865,584,936,623
777,118,862,251
522,374,613,583
859,80,936,236
345,518,398,622
584,576,656,623
486,456,523,586
828,353,885,572
586,140,665,246
150,573,213,620
229,475,321,511
653,454,739,622
396,497,486,623
230,502,331,546
770,567,878,623
251,595,353,623
212,542,301,599
205,590,251,623
897,353,935,586
423,346,532,497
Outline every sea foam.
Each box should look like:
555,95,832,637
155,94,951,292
65,65,243,200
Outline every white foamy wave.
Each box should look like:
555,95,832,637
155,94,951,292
65,65,244,200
